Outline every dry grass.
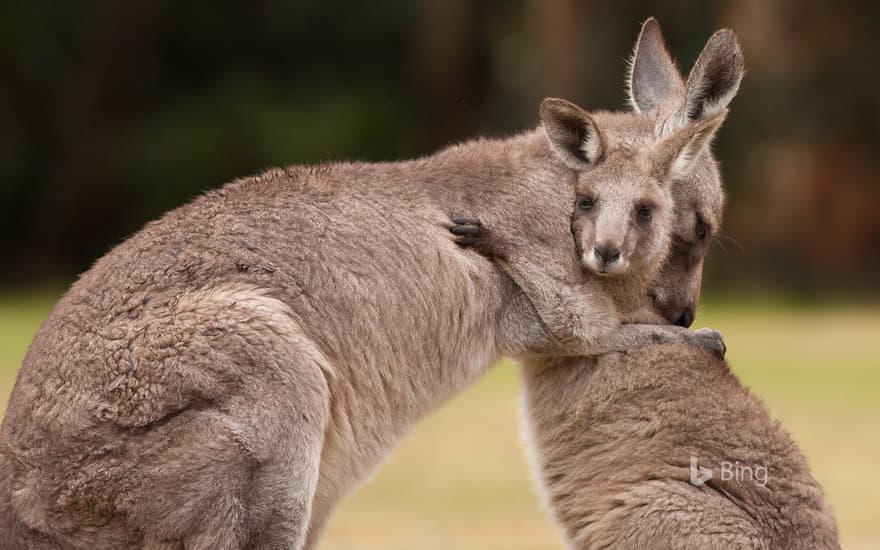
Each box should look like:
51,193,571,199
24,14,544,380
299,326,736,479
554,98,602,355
0,291,877,549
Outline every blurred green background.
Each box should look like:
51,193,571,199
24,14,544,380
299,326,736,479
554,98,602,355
1,0,878,548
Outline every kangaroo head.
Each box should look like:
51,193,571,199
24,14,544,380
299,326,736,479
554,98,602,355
628,18,744,326
540,97,726,280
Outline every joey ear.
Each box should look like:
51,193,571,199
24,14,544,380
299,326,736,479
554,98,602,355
652,110,727,182
628,17,684,114
540,98,604,169
664,29,744,133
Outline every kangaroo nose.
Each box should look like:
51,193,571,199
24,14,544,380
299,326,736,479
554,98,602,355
675,307,695,328
594,244,622,265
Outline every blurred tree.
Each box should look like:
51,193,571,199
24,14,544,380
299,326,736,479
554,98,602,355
0,0,877,295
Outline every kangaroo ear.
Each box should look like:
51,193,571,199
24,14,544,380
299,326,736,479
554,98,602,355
653,110,727,182
540,98,604,170
628,17,684,114
663,29,744,133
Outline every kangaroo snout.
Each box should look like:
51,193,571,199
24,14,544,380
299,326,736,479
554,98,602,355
594,242,621,264
675,306,695,328
591,241,624,274
654,298,696,328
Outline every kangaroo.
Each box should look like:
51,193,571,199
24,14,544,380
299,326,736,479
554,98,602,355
0,23,732,550
480,21,838,549
451,101,728,357
522,345,841,549
631,19,738,325
451,19,742,361
0,18,745,550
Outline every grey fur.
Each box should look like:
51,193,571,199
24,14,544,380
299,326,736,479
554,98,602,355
633,19,741,325
457,103,728,358
627,18,685,115
521,345,841,549
515,21,838,549
0,18,744,550
0,102,700,547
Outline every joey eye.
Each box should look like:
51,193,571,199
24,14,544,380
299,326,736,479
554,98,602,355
637,204,653,222
577,196,594,211
696,217,710,240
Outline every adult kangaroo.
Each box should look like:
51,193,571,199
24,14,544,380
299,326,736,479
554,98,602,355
1,131,564,549
515,20,839,550
523,344,841,549
1,19,734,550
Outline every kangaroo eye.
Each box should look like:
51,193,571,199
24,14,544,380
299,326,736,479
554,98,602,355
637,204,653,222
696,216,710,240
577,196,594,211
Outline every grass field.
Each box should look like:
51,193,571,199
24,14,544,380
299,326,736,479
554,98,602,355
1,290,878,549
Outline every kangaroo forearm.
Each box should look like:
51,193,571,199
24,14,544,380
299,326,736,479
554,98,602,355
493,256,706,358
497,290,621,357
494,255,598,346
533,324,696,358
588,324,680,354
497,292,562,355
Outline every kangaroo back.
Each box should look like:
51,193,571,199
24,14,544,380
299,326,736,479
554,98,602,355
522,344,840,550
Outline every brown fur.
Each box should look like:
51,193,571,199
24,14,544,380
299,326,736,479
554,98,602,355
0,127,580,549
522,345,840,549
457,26,736,362
517,20,838,549
0,85,723,547
634,18,738,325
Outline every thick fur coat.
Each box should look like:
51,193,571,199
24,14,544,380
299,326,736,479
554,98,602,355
522,344,840,549
0,130,587,549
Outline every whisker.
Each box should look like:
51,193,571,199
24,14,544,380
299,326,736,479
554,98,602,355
718,232,748,255
711,236,729,255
